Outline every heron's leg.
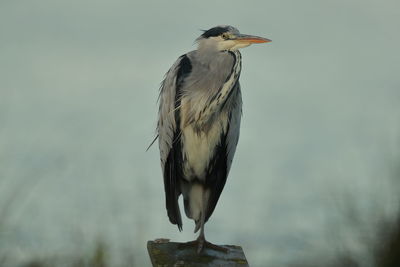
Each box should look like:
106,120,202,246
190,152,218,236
178,190,228,253
196,201,206,253
195,194,228,253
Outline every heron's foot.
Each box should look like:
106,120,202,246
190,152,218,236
203,241,229,253
178,239,229,254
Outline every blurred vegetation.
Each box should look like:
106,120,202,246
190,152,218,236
11,240,136,267
291,155,400,267
0,156,399,267
292,214,400,267
374,210,400,267
20,241,112,267
0,181,134,267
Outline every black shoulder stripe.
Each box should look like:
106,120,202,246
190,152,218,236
176,55,192,93
174,54,192,134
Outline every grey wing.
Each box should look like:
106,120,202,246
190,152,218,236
157,54,192,230
205,82,242,222
158,58,181,168
225,84,242,173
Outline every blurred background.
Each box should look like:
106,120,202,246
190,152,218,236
1,0,399,266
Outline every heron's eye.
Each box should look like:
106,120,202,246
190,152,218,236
221,33,230,40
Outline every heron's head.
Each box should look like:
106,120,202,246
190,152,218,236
196,25,271,51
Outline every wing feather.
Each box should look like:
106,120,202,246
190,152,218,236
205,82,242,222
157,54,192,230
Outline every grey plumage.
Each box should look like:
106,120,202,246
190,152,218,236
155,25,270,252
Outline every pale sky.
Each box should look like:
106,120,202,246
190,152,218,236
0,0,399,266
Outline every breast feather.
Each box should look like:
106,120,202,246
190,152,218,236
181,112,228,180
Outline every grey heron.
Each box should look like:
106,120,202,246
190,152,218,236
156,25,270,253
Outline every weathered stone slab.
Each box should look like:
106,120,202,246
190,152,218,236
147,239,249,267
